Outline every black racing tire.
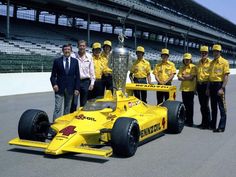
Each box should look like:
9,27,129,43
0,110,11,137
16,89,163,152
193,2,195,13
111,117,140,157
162,100,186,134
18,109,50,142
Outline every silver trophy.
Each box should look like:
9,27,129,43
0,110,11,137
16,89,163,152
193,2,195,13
110,39,130,93
110,6,134,94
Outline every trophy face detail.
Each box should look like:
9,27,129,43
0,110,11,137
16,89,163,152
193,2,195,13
111,47,130,93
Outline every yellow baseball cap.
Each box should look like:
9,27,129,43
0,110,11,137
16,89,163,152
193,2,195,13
200,46,208,52
183,53,192,60
136,46,145,53
212,44,222,51
103,40,112,47
161,48,169,55
92,42,101,49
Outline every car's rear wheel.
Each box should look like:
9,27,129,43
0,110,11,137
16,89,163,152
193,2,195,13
111,117,140,157
18,109,50,142
162,101,185,134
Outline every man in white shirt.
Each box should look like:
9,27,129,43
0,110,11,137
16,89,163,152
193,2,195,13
70,40,95,112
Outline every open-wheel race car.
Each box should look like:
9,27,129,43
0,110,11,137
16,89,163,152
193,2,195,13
9,84,185,158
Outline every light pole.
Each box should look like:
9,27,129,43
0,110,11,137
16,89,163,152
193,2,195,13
233,46,236,68
6,0,10,39
183,25,192,53
165,33,168,48
180,33,186,53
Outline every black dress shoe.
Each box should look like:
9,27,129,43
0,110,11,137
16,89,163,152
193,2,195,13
213,128,225,133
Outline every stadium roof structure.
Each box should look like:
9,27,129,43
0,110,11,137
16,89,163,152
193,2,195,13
3,0,236,48
155,0,236,35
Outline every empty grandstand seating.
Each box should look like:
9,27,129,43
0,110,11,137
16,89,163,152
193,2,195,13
0,9,235,73
0,53,53,73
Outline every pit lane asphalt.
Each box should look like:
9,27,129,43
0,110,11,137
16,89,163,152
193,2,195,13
1,75,236,177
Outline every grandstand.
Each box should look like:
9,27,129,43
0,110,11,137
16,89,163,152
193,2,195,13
0,0,236,73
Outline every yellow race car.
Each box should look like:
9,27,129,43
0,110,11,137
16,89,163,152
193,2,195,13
9,83,185,157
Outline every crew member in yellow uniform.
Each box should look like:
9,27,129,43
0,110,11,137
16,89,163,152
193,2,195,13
153,48,176,104
89,42,111,99
101,40,113,91
208,44,230,132
196,46,212,129
130,46,151,103
177,53,197,127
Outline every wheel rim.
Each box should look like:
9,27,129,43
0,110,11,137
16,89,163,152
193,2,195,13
32,115,49,140
129,128,138,151
178,107,185,128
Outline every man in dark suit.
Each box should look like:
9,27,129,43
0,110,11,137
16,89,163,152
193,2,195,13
50,44,80,121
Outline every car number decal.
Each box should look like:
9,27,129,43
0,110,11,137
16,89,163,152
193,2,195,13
59,126,76,136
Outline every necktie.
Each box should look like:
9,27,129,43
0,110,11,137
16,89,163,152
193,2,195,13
65,58,69,74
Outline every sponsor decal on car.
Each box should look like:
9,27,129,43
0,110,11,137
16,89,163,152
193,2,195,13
135,84,170,89
59,126,76,136
140,123,160,138
76,114,96,121
107,114,116,121
162,117,166,129
128,102,132,108
128,100,141,108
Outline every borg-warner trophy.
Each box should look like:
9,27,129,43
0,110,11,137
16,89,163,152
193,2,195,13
110,34,131,94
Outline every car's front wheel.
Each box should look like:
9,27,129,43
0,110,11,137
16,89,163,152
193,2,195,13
162,101,186,134
111,117,140,157
18,109,50,142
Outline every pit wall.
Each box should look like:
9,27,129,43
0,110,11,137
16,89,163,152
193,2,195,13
1,69,235,96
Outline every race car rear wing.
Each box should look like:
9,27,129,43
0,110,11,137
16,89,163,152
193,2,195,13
125,83,176,100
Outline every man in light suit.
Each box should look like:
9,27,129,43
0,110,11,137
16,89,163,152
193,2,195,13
50,44,80,121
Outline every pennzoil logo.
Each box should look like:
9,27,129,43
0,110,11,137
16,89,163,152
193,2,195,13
135,84,170,89
76,114,96,121
140,123,160,138
59,126,76,136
